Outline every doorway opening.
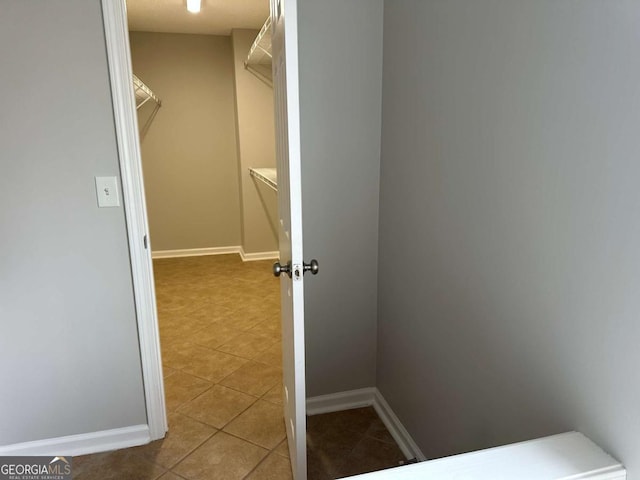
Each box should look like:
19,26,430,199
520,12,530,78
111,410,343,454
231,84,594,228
127,0,291,476
97,0,298,477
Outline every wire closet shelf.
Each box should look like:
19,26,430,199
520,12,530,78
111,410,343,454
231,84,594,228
244,16,273,86
133,74,161,110
249,167,277,192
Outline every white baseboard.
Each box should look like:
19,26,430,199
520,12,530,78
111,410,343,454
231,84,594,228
306,388,426,462
152,246,279,261
0,425,150,457
373,390,427,461
239,247,279,262
306,387,376,416
152,246,241,259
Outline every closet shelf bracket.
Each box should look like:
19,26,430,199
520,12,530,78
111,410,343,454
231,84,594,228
249,167,277,192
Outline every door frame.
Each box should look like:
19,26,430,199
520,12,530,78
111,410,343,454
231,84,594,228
101,0,167,440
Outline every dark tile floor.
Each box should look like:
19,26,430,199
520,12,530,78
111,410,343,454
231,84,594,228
307,407,406,479
72,255,406,479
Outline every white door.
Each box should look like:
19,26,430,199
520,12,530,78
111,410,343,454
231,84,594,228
271,0,307,479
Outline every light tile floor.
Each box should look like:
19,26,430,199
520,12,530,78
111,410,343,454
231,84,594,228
73,255,288,480
72,255,405,479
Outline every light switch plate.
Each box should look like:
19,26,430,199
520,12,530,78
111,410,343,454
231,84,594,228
95,176,120,208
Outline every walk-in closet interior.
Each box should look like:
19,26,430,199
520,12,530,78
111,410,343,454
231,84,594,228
127,0,290,475
130,6,278,258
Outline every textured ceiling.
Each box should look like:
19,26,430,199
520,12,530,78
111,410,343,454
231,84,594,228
126,0,269,35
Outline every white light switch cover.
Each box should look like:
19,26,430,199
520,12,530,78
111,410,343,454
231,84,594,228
95,176,120,207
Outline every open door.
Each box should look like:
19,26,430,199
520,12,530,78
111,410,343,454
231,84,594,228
271,0,307,478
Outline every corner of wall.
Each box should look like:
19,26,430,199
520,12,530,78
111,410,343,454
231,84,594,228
230,29,247,251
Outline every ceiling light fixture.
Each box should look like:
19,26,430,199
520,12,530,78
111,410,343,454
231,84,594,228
187,0,201,14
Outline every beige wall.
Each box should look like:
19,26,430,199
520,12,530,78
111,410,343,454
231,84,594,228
129,32,241,252
231,29,278,254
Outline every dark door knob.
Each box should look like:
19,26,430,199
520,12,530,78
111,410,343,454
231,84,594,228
303,259,319,275
273,261,292,278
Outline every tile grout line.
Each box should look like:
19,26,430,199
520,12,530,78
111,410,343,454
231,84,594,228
135,426,218,473
236,434,290,479
164,366,282,412
162,329,280,361
166,429,223,474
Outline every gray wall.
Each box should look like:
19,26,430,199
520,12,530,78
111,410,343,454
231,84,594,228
298,0,383,396
377,0,640,476
129,32,242,252
0,0,147,444
230,29,279,255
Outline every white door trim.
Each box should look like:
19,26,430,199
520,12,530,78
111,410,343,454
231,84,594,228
101,0,167,440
